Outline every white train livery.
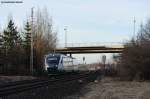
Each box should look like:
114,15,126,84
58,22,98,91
44,53,78,71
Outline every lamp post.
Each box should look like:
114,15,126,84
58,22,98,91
64,27,67,48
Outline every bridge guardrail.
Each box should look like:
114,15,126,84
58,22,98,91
57,42,124,48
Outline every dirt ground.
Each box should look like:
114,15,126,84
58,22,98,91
66,77,150,99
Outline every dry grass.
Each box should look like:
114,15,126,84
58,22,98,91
67,77,150,99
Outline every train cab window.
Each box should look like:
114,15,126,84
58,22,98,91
47,56,60,65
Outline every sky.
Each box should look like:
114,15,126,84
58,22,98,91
0,0,150,63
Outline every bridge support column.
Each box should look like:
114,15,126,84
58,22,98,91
69,53,72,57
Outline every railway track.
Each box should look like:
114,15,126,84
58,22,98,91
0,71,98,97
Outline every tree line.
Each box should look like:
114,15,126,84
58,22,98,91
117,18,150,80
0,8,57,75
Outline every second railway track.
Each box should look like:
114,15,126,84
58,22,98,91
0,71,99,97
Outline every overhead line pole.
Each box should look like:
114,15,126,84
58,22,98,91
133,17,136,39
30,7,34,75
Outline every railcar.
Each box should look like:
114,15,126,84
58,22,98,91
44,53,78,72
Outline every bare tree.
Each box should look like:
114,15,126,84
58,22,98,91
32,8,57,70
119,18,150,80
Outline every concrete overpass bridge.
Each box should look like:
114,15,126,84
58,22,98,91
53,42,124,54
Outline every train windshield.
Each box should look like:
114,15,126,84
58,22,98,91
47,56,60,65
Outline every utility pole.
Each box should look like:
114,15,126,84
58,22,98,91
30,7,34,75
64,27,67,47
102,55,106,76
83,56,85,64
102,55,106,69
133,17,136,39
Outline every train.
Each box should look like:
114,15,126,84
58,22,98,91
44,53,79,72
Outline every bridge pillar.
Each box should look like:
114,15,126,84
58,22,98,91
69,53,72,57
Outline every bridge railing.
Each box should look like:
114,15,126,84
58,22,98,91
57,42,124,48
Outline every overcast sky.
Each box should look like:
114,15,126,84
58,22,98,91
0,0,150,63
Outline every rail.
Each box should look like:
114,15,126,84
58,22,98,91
0,71,98,97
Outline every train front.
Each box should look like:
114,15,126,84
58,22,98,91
45,54,61,72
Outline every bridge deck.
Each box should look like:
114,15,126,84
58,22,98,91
54,46,124,54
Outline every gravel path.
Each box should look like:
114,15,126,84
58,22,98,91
67,77,150,99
